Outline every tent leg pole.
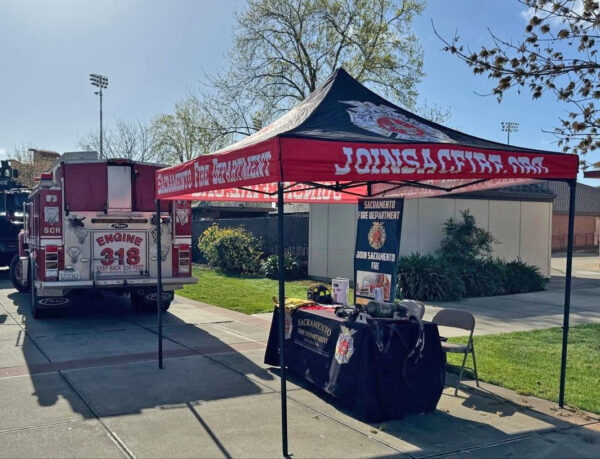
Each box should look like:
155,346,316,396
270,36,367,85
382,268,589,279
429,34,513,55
559,179,576,407
277,182,289,457
155,199,164,370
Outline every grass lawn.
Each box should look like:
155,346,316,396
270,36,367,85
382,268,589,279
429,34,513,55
177,266,341,314
447,323,600,414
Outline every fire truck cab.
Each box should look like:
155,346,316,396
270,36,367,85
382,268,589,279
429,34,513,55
12,152,196,318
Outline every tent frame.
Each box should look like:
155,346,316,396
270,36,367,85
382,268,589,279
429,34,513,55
154,175,577,458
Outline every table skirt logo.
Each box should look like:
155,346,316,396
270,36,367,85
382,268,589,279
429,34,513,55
335,326,357,364
342,100,455,143
368,222,386,250
284,313,293,339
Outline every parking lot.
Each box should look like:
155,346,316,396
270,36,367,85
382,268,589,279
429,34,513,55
0,274,599,458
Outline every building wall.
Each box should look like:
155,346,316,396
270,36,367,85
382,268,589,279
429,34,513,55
552,213,599,251
308,198,553,280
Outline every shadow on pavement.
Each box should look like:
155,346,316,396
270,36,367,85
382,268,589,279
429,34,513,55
2,278,272,419
1,275,598,457
270,364,600,457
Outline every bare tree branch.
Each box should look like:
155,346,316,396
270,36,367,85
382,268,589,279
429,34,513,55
436,0,600,155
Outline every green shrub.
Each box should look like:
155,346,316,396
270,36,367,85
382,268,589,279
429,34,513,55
462,259,506,297
438,210,496,268
397,253,465,301
197,224,262,275
501,259,546,294
260,252,305,279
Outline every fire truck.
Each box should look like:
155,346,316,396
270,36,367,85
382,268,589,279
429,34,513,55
11,152,196,318
0,160,29,269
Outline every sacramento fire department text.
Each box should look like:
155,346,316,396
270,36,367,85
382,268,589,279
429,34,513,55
158,151,271,194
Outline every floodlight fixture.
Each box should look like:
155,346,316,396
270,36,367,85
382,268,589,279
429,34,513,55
501,121,519,145
89,73,108,89
89,73,109,157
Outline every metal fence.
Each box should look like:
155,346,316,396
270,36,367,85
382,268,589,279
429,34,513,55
552,233,599,252
192,214,309,262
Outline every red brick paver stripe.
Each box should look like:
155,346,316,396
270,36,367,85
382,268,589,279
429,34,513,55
0,340,266,379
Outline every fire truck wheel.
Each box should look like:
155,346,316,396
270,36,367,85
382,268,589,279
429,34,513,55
10,254,29,293
131,291,171,313
28,260,69,319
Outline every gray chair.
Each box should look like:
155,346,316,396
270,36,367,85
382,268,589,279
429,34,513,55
431,308,479,395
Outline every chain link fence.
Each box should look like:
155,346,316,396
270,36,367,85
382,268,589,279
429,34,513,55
192,214,309,263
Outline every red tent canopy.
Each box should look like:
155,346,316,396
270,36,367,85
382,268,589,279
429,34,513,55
153,68,580,457
155,68,578,202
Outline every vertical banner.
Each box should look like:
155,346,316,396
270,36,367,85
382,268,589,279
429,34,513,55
354,198,404,304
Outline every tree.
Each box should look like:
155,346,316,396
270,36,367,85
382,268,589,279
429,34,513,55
151,98,231,164
78,118,159,162
436,0,600,162
203,0,431,140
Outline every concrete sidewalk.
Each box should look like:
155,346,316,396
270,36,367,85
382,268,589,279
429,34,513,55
0,274,599,458
253,275,600,338
421,255,600,337
254,255,600,337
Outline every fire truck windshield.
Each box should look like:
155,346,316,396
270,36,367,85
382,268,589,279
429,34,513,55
7,192,27,213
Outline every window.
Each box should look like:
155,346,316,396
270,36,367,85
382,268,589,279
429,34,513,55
107,165,132,211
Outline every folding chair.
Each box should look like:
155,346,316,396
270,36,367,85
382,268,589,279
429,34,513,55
431,308,479,395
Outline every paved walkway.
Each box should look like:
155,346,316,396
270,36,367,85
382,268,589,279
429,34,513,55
425,254,600,337
0,274,599,457
423,276,600,337
551,251,600,279
255,254,600,338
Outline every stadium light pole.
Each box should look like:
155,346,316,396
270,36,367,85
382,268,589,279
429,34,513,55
89,74,108,158
501,121,519,145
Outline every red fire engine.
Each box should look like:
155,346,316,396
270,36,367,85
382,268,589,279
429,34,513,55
11,152,197,318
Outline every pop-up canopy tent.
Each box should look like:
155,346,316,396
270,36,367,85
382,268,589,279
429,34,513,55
154,68,579,457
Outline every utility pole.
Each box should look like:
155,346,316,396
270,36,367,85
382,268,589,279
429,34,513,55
89,74,108,158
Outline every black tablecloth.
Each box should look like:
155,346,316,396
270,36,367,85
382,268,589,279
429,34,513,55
264,307,445,422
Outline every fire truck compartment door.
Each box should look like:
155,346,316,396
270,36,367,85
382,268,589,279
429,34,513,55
107,165,132,211
92,230,147,278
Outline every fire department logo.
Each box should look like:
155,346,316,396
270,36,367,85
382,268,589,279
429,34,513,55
44,206,59,224
73,227,89,244
342,100,455,143
175,208,189,225
368,222,386,250
284,313,293,340
160,246,170,261
67,247,80,263
335,326,357,364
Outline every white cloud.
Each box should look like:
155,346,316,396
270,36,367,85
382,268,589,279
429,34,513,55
520,0,585,27
520,7,535,22
0,148,7,159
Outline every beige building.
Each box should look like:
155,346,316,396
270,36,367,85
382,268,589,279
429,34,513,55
10,149,60,187
308,185,555,280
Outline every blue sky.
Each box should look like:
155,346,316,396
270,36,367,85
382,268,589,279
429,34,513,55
0,0,597,184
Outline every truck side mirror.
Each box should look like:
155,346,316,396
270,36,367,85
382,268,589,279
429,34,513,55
12,169,19,178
